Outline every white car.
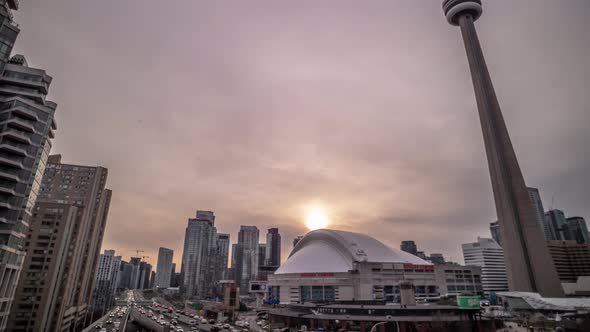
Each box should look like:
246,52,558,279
201,319,209,324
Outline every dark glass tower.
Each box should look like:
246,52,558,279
442,0,563,296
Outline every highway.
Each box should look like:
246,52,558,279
82,290,134,332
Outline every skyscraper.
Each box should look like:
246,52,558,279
214,233,230,281
0,53,58,329
156,247,174,288
7,203,77,331
400,241,418,256
117,260,133,290
0,1,19,73
181,211,216,299
489,222,501,246
129,257,142,289
528,187,547,238
258,243,267,269
91,250,122,318
442,0,563,296
235,226,259,292
566,217,589,244
34,155,112,327
293,236,303,248
139,261,152,289
544,209,569,241
462,238,508,293
265,228,281,267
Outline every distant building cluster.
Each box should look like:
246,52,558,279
483,187,590,296
145,210,285,300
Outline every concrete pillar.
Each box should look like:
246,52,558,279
341,320,347,332
379,323,385,332
398,322,407,332
360,321,366,332
309,319,314,329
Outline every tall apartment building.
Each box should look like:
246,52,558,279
214,233,230,280
257,244,266,269
544,210,569,241
527,187,547,238
234,226,259,292
91,250,121,318
566,217,589,244
265,228,281,267
547,240,590,283
181,211,216,299
7,203,77,331
138,261,152,290
155,247,174,289
10,155,112,330
128,257,141,289
0,40,58,332
292,236,303,248
117,260,132,290
462,238,508,293
400,241,418,256
489,222,502,246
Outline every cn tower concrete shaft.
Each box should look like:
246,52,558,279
444,0,563,296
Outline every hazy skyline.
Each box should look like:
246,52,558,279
13,0,590,266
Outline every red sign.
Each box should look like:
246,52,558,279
300,273,335,278
403,264,434,271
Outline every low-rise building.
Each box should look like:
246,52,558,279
547,240,590,282
433,264,483,296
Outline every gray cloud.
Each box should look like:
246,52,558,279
12,0,590,264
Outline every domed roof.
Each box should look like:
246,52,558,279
275,229,430,274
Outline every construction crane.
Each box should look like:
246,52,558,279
141,255,150,262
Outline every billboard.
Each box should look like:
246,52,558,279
457,296,481,309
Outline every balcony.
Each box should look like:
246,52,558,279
1,118,36,133
0,143,28,157
0,201,16,210
0,171,19,182
0,76,48,95
0,186,16,196
0,86,44,104
1,105,41,121
0,130,31,144
0,156,23,169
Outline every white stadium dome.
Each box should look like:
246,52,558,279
275,229,430,274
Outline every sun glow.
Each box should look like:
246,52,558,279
305,206,329,231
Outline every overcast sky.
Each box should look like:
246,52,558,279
13,0,590,266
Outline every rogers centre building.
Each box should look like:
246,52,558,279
267,229,438,303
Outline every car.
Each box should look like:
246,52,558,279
100,329,107,332
201,319,209,324
94,326,102,330
223,324,231,329
209,319,216,324
106,320,113,325
189,319,197,325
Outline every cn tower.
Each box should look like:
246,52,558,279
442,0,563,296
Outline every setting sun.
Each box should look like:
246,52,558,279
305,207,329,230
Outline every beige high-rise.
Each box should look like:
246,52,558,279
7,155,112,331
7,203,78,331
